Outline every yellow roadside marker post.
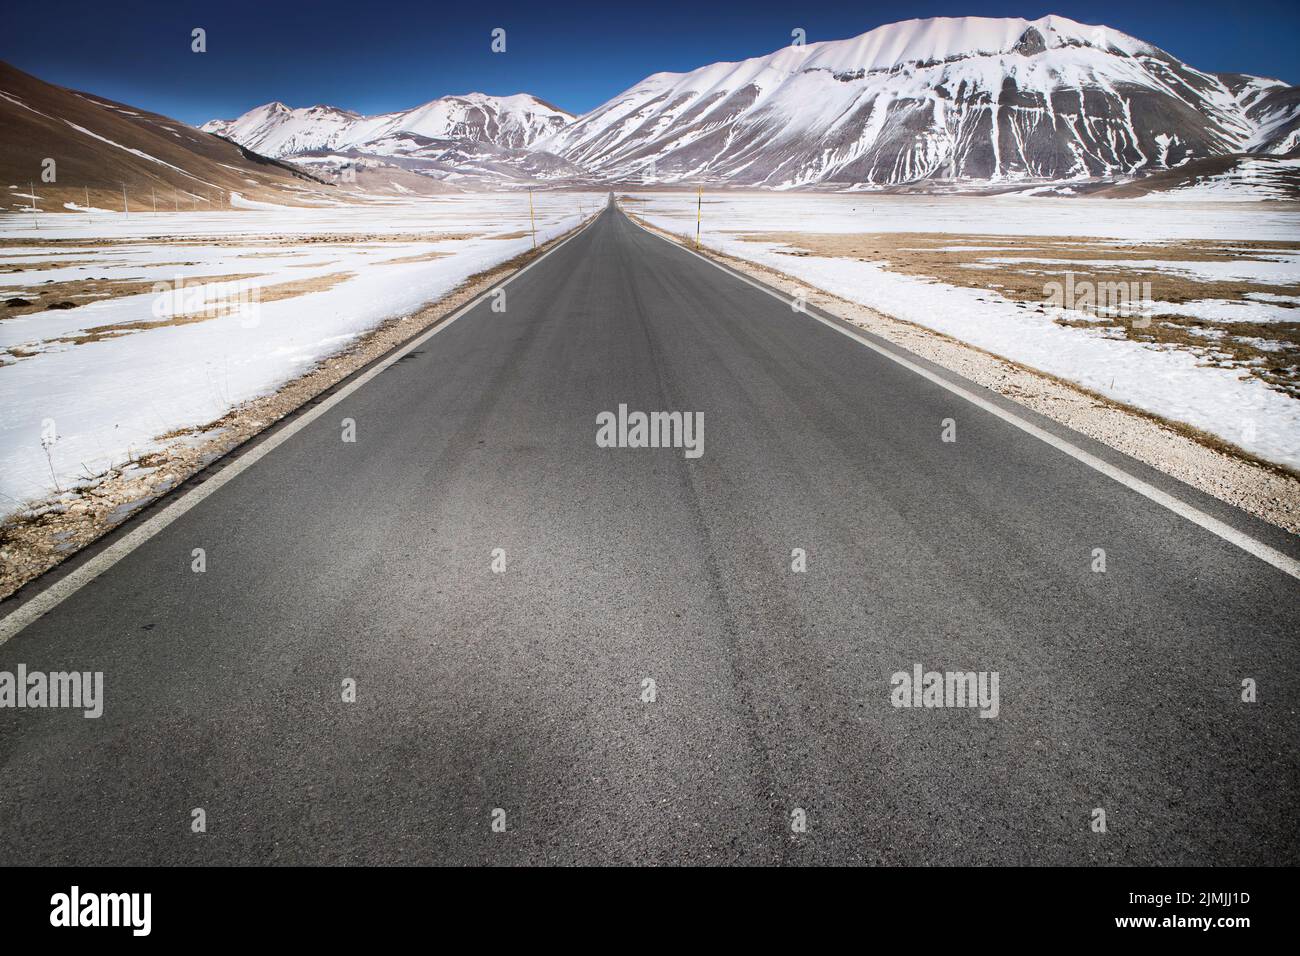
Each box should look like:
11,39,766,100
695,185,702,249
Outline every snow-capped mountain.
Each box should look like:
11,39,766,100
200,15,1298,193
201,103,364,158
536,14,1300,188
202,93,574,158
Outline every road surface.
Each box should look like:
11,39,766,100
1,202,1297,865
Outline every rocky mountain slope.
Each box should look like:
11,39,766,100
537,14,1300,188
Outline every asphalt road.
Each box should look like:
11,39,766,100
1,203,1297,865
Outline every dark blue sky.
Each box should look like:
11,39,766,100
2,1,1296,124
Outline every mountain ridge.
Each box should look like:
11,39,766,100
201,92,574,158
200,14,1299,194
533,14,1299,188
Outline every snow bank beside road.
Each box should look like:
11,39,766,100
0,194,600,507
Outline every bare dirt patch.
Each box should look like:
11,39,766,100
1,258,109,274
2,272,356,356
0,272,265,323
255,271,355,303
36,272,358,346
379,250,450,265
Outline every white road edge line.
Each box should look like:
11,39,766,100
630,212,1300,583
0,214,599,645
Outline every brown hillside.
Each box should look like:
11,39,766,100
0,59,343,213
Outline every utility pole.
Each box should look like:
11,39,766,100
122,182,129,216
29,181,38,229
152,186,157,214
84,186,90,214
528,188,537,251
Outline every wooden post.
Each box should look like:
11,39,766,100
528,188,537,251
695,186,702,249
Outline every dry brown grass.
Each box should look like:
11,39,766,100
2,272,355,355
253,233,477,245
1,258,108,274
255,271,355,302
739,232,1300,302
1,273,264,321
739,231,1300,396
0,232,478,249
379,250,450,265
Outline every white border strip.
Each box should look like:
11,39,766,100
0,214,599,645
630,212,1300,583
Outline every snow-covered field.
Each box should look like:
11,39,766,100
630,192,1300,469
0,193,602,508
